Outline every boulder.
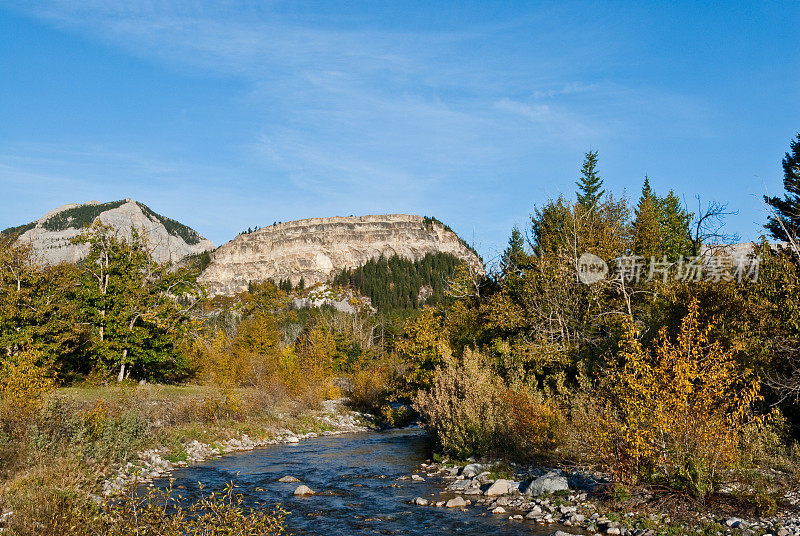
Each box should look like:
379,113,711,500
447,479,471,491
278,475,301,483
413,497,429,506
491,506,506,514
524,470,569,496
446,496,468,508
485,479,517,496
293,485,314,496
462,463,484,478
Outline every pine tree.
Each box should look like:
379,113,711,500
501,227,525,274
576,150,605,209
632,176,661,258
764,133,800,242
657,191,693,260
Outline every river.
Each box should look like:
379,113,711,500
154,428,571,535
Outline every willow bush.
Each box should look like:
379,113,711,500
414,347,563,459
599,299,761,497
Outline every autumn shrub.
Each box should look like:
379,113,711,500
414,347,510,458
0,348,56,429
349,363,394,413
502,386,564,460
28,396,150,470
599,299,761,497
0,455,99,536
276,348,335,411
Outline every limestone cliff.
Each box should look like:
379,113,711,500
198,214,483,296
4,199,214,264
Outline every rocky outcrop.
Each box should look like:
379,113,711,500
5,199,214,264
199,214,483,296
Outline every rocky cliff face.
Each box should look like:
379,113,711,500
5,199,214,264
198,214,483,296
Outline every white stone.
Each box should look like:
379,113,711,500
524,471,570,496
446,496,468,508
485,479,516,496
293,485,314,496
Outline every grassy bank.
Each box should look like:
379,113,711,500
0,382,369,535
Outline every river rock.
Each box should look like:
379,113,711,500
548,532,583,536
293,485,315,496
279,475,301,483
524,470,569,496
492,506,506,514
447,479,471,492
413,497,429,506
462,463,484,478
411,474,425,481
485,479,517,496
446,496,468,508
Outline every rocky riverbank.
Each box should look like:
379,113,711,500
102,398,376,495
408,460,800,536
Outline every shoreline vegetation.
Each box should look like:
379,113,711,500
0,383,377,535
2,135,800,534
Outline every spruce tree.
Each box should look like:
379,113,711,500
576,150,605,209
632,176,661,258
765,133,800,242
657,191,693,260
501,226,526,275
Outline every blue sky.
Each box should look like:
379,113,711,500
1,1,798,263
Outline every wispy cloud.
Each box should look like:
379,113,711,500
1,1,728,253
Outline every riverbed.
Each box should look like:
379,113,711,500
153,428,574,535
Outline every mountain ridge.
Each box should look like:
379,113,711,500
2,199,214,264
198,213,483,296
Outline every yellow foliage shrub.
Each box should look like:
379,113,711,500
82,401,108,440
599,298,760,496
0,347,55,425
350,365,392,412
502,386,564,459
397,308,449,394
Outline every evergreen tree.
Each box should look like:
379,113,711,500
501,226,525,274
657,190,693,260
333,253,463,312
765,133,800,242
576,150,605,209
297,277,305,291
632,177,662,258
501,226,530,296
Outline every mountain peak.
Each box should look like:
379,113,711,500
3,199,214,264
199,213,482,296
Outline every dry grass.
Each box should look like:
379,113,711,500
0,382,346,535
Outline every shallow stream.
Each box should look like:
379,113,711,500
155,428,572,535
